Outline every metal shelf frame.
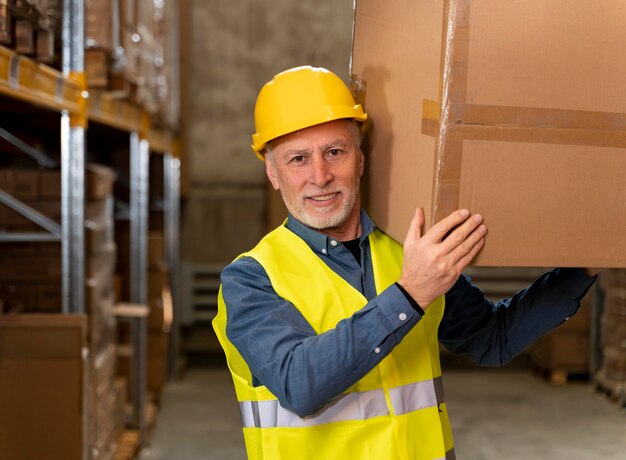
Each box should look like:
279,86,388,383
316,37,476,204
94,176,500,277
0,1,182,456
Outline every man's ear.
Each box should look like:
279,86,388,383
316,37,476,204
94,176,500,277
358,149,365,178
265,156,280,190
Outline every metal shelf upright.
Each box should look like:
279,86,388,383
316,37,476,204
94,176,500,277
61,0,86,316
0,1,182,454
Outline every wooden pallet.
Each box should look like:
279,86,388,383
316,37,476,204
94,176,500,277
595,372,626,407
114,430,140,460
533,365,589,386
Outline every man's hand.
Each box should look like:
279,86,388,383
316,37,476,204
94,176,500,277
398,207,487,309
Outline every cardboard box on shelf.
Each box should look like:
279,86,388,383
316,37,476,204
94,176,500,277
38,170,61,199
85,196,114,224
531,330,590,373
87,163,116,202
15,18,35,55
0,169,39,199
148,330,169,396
92,344,117,395
87,242,117,279
351,0,626,267
0,283,38,311
86,220,114,255
112,273,123,302
85,261,115,314
0,0,10,45
86,48,111,88
0,240,38,255
0,200,60,229
148,231,165,267
148,261,169,302
530,290,592,372
36,282,62,312
116,328,170,399
0,314,87,460
85,0,114,52
89,293,117,354
0,255,61,280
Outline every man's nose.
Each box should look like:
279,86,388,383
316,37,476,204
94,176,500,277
311,155,332,187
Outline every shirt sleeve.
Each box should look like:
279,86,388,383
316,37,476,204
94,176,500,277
439,267,597,366
221,256,422,417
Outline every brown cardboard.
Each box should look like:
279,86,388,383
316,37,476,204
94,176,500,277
86,241,117,278
86,48,111,88
36,282,62,312
0,314,87,460
86,0,114,51
0,255,62,280
87,163,116,201
148,231,165,267
38,170,61,199
351,0,626,266
0,169,39,199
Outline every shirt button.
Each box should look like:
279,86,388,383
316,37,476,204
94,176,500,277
374,347,381,354
564,316,570,321
399,313,407,321
330,240,338,247
321,248,327,255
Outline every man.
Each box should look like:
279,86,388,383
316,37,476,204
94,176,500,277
213,66,597,460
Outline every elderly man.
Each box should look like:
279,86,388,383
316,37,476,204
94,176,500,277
213,66,596,460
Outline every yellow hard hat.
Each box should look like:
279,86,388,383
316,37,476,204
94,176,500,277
251,66,368,160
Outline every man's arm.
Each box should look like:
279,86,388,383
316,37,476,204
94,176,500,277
439,268,597,366
221,257,421,417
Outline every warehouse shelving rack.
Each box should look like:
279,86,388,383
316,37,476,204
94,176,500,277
0,0,181,457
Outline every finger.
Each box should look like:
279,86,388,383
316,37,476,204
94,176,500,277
425,209,471,244
441,213,483,254
449,224,487,264
453,230,486,269
415,207,425,239
405,207,425,242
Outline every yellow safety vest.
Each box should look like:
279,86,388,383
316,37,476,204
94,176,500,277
214,225,455,460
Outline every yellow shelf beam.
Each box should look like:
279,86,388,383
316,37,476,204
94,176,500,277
87,90,142,133
0,45,82,114
0,46,180,158
88,90,179,155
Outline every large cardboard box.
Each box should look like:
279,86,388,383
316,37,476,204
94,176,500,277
351,0,626,266
0,314,87,460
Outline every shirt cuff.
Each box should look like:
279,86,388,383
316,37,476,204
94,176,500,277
394,282,426,315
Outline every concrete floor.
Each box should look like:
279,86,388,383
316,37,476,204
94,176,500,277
141,363,625,460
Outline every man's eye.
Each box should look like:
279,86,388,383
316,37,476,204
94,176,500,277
327,149,345,161
290,155,304,163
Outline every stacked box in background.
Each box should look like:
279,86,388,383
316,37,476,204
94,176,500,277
83,163,127,460
86,0,180,130
85,0,115,88
147,231,172,399
0,168,63,311
0,314,87,460
530,291,592,381
596,269,626,404
0,163,127,459
116,228,172,403
1,0,60,62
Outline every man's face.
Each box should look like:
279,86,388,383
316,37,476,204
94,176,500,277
265,119,364,236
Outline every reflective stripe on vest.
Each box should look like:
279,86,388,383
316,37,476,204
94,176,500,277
240,376,445,428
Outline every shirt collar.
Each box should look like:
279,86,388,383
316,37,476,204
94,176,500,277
285,209,376,253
